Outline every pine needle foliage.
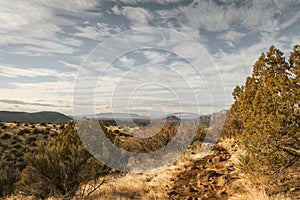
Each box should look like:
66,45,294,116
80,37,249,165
230,45,300,173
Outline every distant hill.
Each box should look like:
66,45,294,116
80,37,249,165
169,112,199,120
76,112,200,120
0,111,72,123
96,113,146,119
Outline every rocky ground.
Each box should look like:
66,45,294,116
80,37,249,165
168,145,239,200
82,138,244,200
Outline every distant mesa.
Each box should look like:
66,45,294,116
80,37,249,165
0,111,72,124
170,112,200,120
76,112,203,122
96,113,146,120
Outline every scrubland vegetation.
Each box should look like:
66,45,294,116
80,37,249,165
0,45,299,199
0,122,60,197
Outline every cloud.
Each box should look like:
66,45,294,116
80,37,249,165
0,99,61,107
38,0,99,11
89,60,218,115
217,31,246,47
112,0,183,5
73,22,123,40
0,0,299,115
58,60,81,70
112,6,153,27
118,56,136,66
143,50,171,63
0,65,60,78
10,81,74,93
0,83,73,113
153,0,299,39
0,65,77,80
0,0,95,55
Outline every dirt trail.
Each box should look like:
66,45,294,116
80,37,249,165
168,145,239,200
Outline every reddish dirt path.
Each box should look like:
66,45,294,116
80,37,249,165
168,145,238,200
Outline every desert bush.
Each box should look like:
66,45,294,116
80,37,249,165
18,121,110,199
0,143,8,149
16,162,26,171
12,135,21,142
1,133,11,140
25,136,37,144
12,144,22,150
13,149,23,158
9,148,18,155
42,130,50,135
32,128,42,134
59,124,65,129
18,128,31,135
0,165,20,197
0,124,8,129
50,132,58,137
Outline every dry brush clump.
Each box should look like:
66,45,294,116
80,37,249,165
0,122,65,198
0,166,21,197
17,121,111,199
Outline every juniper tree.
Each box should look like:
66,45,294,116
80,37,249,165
230,45,300,171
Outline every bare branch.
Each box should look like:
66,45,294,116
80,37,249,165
280,146,300,157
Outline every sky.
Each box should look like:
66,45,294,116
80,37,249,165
0,0,299,116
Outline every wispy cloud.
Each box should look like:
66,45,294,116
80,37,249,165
217,31,246,47
0,0,299,114
0,99,63,107
0,0,96,55
74,22,123,41
143,50,171,63
58,60,81,70
0,65,77,80
0,65,60,78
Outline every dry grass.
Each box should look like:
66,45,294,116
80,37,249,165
73,143,194,200
3,121,297,200
230,178,291,200
225,138,292,200
82,174,153,200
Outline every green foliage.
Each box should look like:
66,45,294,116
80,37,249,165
18,121,110,199
230,45,300,173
